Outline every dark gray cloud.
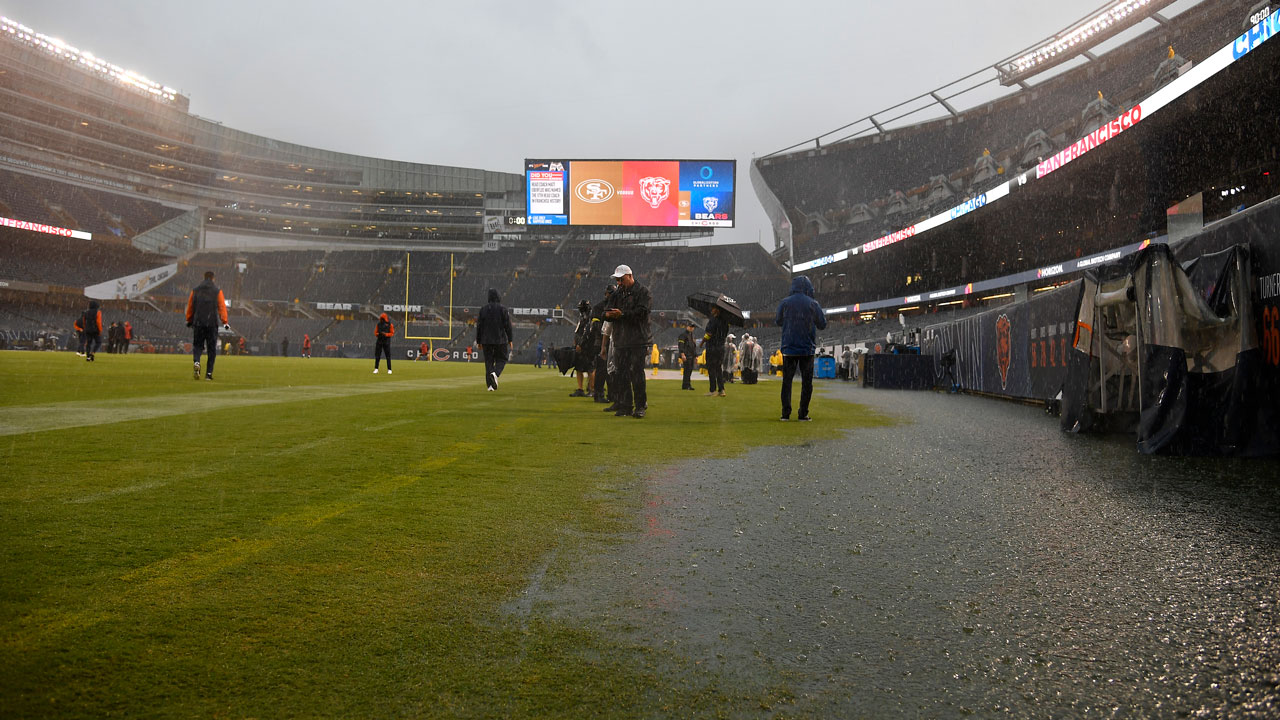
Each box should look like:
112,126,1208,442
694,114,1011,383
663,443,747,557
7,0,1124,248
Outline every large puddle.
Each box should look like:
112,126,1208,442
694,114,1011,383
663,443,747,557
512,386,1280,716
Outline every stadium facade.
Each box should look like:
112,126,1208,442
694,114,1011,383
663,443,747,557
0,14,525,256
0,13,788,356
752,0,1278,321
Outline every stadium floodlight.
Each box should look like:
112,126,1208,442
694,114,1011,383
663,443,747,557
0,14,179,103
995,0,1179,87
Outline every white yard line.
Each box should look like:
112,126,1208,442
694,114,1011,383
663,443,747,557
0,376,532,437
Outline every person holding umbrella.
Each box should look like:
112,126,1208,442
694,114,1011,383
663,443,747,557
703,306,730,396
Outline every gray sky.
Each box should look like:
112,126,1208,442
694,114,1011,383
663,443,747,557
7,0,1120,249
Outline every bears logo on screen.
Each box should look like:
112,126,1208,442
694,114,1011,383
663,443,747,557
638,176,671,209
703,196,719,213
995,313,1012,390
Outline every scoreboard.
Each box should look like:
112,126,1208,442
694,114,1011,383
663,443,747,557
525,159,735,228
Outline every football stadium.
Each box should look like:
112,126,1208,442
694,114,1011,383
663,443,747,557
2,1,1279,717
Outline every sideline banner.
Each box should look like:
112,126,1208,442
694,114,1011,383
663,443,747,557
85,263,178,299
921,284,1077,400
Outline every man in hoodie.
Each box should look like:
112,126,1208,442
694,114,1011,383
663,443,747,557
373,312,395,374
476,288,513,390
80,300,103,362
186,271,229,380
775,275,827,421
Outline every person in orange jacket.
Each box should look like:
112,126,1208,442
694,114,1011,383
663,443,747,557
302,333,311,358
373,312,395,374
185,270,229,380
122,321,133,353
80,300,103,362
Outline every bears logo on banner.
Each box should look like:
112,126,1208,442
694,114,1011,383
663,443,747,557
995,314,1012,390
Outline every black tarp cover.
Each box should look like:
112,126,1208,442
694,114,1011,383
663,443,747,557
1061,243,1273,455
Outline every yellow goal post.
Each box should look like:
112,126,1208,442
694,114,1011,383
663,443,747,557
401,252,455,348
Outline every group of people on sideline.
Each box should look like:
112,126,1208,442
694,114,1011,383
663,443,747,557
89,266,831,421
556,266,827,421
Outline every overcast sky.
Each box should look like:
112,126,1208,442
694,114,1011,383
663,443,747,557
8,0,1123,249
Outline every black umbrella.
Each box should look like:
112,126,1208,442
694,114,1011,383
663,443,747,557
551,346,577,375
687,290,745,327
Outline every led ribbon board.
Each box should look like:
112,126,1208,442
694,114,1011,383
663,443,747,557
1,216,92,240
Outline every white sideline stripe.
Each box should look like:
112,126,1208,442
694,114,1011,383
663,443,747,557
68,479,168,504
0,376,533,437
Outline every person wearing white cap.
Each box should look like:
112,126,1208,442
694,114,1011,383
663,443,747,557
723,332,738,384
603,264,652,418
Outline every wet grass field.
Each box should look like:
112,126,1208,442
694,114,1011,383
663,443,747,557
0,350,893,718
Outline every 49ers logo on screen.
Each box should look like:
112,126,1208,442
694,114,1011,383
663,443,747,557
995,314,1012,390
575,179,615,203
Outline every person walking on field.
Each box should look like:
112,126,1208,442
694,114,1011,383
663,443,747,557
775,275,827,421
603,264,652,418
373,312,395,374
302,333,311,358
122,321,133,354
80,300,102,362
186,271,229,380
476,288,513,391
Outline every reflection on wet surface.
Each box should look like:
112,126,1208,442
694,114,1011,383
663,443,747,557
518,386,1280,717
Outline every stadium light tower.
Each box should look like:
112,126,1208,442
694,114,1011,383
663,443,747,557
0,15,182,104
995,0,1178,87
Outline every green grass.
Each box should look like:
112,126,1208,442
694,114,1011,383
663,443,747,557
0,350,892,718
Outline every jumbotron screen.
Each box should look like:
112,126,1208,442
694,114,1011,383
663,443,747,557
524,159,736,228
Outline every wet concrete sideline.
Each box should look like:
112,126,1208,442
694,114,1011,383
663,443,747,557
526,384,1280,717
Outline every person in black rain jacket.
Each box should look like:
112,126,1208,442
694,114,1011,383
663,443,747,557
476,288,513,390
603,264,653,418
